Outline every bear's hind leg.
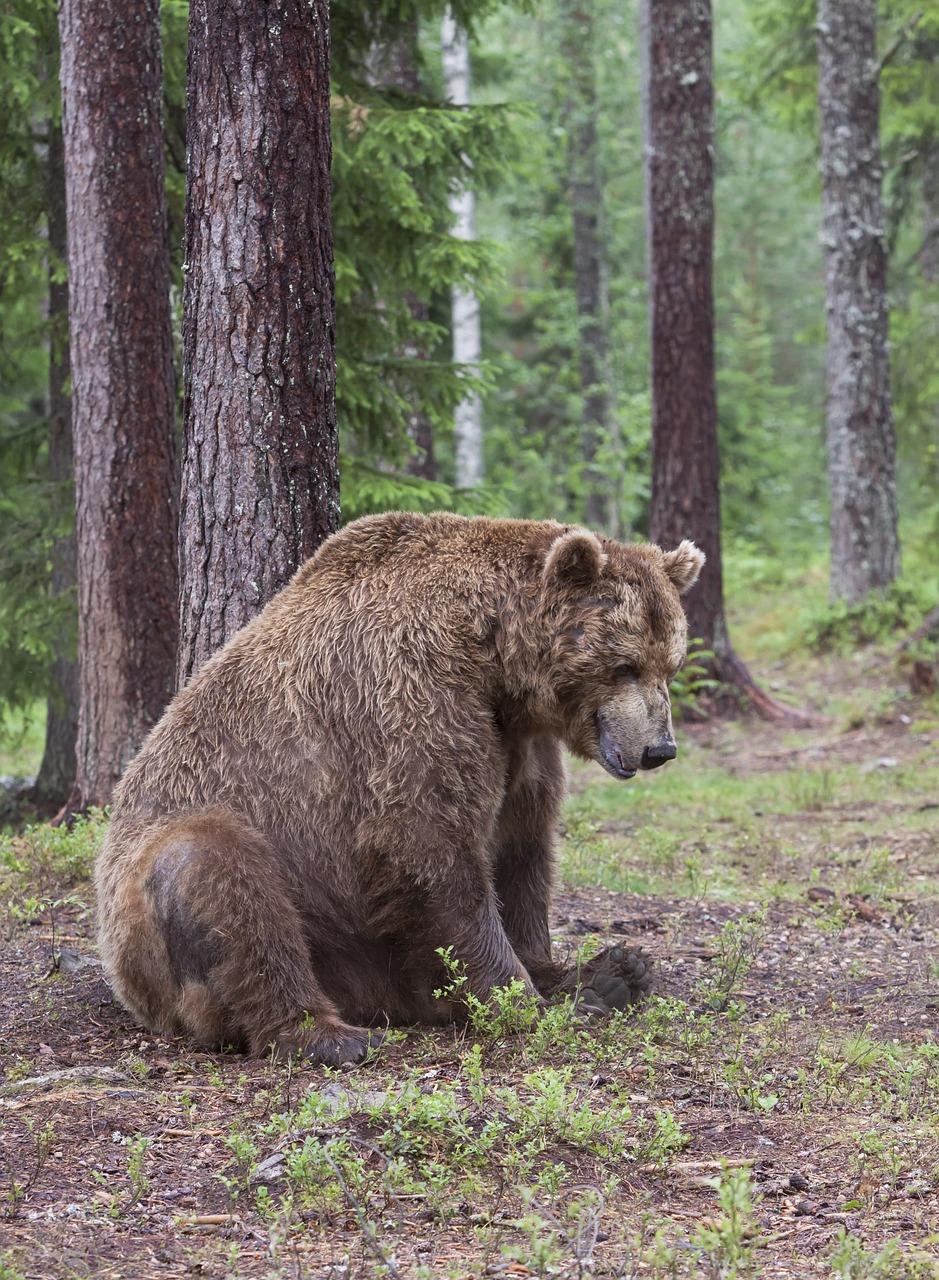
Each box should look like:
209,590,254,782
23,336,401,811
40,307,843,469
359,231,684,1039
105,813,381,1066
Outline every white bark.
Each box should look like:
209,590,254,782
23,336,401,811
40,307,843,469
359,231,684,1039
442,8,483,489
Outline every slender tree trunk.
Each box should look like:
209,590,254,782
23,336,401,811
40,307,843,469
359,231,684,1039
640,0,807,723
32,116,78,809
58,0,179,809
179,0,339,684
559,0,615,533
441,9,483,491
817,0,899,604
922,152,939,284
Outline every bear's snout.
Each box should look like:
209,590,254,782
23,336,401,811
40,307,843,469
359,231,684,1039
640,741,677,770
595,710,639,779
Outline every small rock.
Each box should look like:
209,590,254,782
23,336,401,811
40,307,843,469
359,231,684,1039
252,1153,287,1184
859,756,898,775
56,948,103,976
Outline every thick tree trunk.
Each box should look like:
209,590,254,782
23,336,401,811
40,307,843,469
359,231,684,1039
179,0,339,684
640,0,807,723
441,9,483,491
559,0,615,533
32,117,78,809
58,0,179,809
817,0,899,603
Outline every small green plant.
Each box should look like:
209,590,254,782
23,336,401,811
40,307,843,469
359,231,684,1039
499,1183,608,1278
3,1119,56,1222
125,1134,151,1206
0,1252,28,1280
635,1108,691,1165
218,1129,261,1203
828,1228,912,1278
693,1163,760,1276
699,909,766,1012
434,947,541,1040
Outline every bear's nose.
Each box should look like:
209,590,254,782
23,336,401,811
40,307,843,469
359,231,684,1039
641,742,677,770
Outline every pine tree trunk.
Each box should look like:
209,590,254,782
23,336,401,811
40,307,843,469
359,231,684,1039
817,0,899,603
441,9,483,491
58,0,179,809
179,0,339,684
641,0,721,648
559,0,615,533
640,0,807,723
32,116,78,809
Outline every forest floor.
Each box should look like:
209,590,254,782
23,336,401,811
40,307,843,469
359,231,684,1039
0,642,938,1278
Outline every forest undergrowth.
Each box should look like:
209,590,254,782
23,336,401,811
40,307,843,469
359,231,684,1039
0,572,938,1278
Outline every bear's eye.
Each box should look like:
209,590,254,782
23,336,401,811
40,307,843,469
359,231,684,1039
613,664,640,683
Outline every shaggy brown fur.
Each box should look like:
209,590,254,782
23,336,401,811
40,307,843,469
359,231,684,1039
95,513,703,1065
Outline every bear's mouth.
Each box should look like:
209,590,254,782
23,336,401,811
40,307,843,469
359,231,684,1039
595,713,637,780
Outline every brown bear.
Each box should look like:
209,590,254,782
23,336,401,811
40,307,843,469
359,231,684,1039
95,512,703,1065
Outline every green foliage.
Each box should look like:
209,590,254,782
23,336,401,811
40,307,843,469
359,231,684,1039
828,1227,923,1279
0,812,105,906
670,640,718,719
0,0,72,727
804,581,929,652
475,0,651,534
330,90,515,474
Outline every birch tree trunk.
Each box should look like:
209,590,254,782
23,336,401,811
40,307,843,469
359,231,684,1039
559,0,615,532
641,0,807,723
441,8,483,491
817,0,899,603
179,0,340,684
58,0,179,809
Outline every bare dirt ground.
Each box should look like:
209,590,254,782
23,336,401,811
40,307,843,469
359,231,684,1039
0,655,937,1278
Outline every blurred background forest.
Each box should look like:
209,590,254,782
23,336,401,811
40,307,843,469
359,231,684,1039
1,0,937,782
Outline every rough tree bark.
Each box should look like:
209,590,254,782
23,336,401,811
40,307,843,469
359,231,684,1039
559,0,616,533
179,0,340,684
817,0,900,603
58,0,179,809
441,8,483,491
640,0,806,722
31,117,78,808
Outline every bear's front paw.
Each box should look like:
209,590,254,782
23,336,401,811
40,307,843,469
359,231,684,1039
570,945,654,1016
266,1023,386,1067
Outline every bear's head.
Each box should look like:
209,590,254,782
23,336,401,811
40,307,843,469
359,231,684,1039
536,529,705,779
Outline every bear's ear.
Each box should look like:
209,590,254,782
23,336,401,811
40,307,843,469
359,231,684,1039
661,541,705,595
543,530,606,592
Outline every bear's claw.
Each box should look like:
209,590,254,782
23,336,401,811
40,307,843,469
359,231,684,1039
269,1025,386,1067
